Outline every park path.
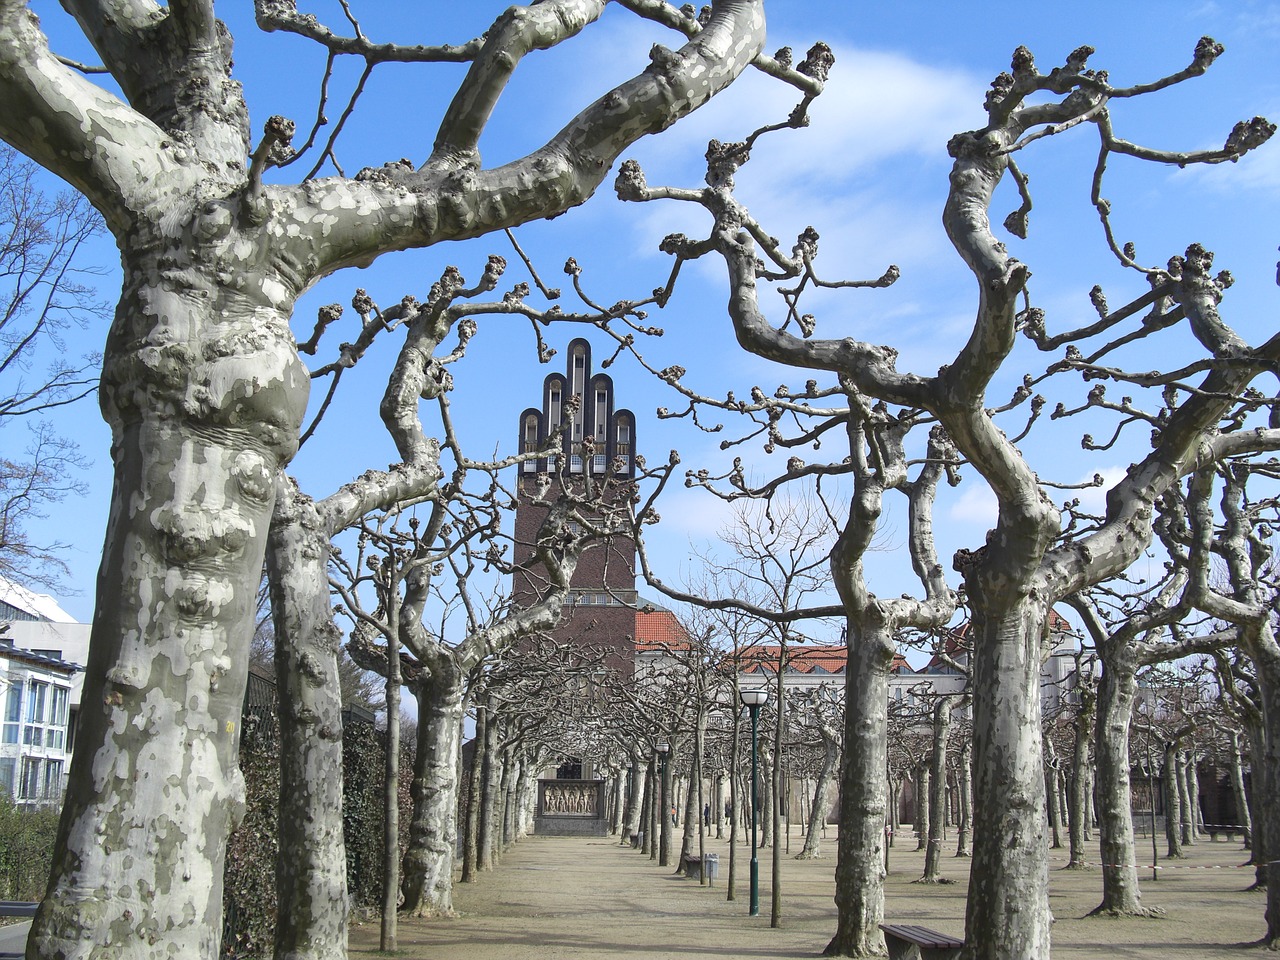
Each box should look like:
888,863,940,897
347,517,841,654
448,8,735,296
349,827,1270,960
349,832,831,959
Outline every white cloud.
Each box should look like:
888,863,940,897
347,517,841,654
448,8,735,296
947,481,998,528
1072,465,1130,515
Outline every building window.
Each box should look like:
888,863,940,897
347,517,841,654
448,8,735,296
25,680,47,724
595,389,608,441
549,386,562,427
42,759,62,800
522,414,539,473
18,757,39,800
3,681,20,744
0,757,13,798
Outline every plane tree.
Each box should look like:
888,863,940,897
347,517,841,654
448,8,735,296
0,1,831,954
616,38,1277,959
1171,457,1280,943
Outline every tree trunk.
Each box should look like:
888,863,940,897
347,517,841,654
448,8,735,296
1091,660,1154,915
1044,737,1063,850
611,770,626,835
798,736,839,859
380,639,402,951
659,752,674,866
265,482,348,960
650,758,662,860
461,703,486,883
728,703,742,901
400,667,464,917
962,602,1052,960
1180,751,1198,844
1066,685,1096,868
955,739,972,858
1164,742,1185,859
759,746,774,848
499,744,517,849
922,699,953,882
514,753,535,840
825,623,892,957
1175,751,1191,846
678,765,699,870
915,765,930,852
27,268,308,959
1229,732,1253,849
1255,653,1280,946
477,706,502,870
640,756,654,857
622,753,645,844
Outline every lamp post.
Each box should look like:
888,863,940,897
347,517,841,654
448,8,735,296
739,687,768,917
656,740,670,866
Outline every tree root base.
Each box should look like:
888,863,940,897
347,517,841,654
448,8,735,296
1087,903,1166,918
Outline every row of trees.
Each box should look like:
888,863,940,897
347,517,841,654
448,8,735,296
1,3,1277,960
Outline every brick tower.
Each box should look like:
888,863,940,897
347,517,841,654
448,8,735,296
512,338,639,674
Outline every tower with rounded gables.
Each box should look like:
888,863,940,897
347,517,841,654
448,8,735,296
512,338,639,672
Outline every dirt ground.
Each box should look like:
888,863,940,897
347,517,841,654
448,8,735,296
349,826,1270,959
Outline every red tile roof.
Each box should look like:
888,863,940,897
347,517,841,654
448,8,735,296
734,644,863,675
634,608,690,651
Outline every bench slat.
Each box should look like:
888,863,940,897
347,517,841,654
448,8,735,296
881,922,965,948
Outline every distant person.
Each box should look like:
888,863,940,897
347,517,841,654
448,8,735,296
703,803,711,828
670,805,677,826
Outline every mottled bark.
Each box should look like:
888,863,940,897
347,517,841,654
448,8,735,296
1254,655,1280,946
963,601,1052,960
1229,732,1252,848
461,701,486,883
0,2,769,952
400,667,464,917
1045,738,1063,850
477,702,501,870
921,699,954,881
797,731,839,858
1163,742,1185,859
265,482,348,960
1091,660,1155,914
1182,752,1200,844
824,621,891,957
915,765,930,852
954,739,972,858
380,638,402,951
623,753,645,843
1067,683,1096,868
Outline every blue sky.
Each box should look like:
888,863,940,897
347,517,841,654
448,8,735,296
13,1,1280,637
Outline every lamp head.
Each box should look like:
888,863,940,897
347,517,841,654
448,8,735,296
739,687,768,708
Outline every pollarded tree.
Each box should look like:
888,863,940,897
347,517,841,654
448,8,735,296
0,3,828,955
635,381,960,952
1172,458,1280,943
618,39,1276,959
1065,558,1223,914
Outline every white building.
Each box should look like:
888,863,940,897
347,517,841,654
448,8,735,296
0,579,92,807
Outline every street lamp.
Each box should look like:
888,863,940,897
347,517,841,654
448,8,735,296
656,740,670,866
739,686,768,917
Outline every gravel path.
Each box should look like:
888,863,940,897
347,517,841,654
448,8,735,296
349,827,1268,958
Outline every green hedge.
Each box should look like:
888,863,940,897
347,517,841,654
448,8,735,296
221,715,414,958
0,796,59,902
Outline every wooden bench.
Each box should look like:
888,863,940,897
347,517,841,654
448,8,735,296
880,923,964,960
0,902,36,919
679,852,703,879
